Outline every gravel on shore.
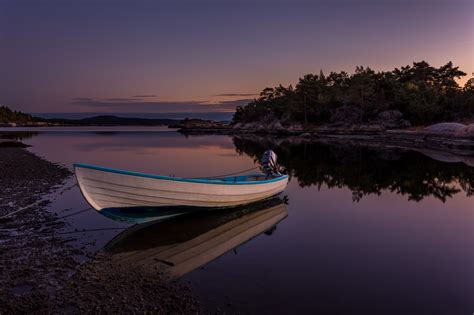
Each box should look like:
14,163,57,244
51,253,199,314
0,146,199,314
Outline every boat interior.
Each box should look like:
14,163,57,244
195,174,282,183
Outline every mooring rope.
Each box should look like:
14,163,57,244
57,207,93,219
56,227,127,235
0,182,79,220
0,200,43,220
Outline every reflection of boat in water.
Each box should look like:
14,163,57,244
102,198,288,278
98,206,196,224
74,163,288,210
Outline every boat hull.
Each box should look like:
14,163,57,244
74,164,288,210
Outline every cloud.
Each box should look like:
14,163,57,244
70,97,252,113
212,93,257,97
71,97,94,101
104,98,141,102
133,94,157,98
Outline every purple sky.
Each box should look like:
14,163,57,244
0,0,472,117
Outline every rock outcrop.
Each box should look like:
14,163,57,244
329,106,362,126
324,108,410,132
455,124,474,138
424,122,466,133
170,118,230,130
375,110,411,129
230,114,295,134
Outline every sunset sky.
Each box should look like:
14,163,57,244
1,0,472,119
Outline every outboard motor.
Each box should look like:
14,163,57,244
261,150,280,176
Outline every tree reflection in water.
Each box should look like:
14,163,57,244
233,136,474,202
0,131,38,141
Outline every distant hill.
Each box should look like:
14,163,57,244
0,106,181,126
47,115,179,126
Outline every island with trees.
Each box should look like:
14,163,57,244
178,61,473,135
232,61,473,129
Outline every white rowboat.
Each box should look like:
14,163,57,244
74,163,289,211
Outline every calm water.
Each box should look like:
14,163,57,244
3,128,473,314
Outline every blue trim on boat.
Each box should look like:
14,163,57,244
73,163,289,185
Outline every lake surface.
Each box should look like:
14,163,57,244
3,128,473,314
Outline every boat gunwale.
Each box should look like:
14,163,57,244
74,163,289,185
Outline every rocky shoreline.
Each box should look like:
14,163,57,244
175,118,474,158
0,145,199,314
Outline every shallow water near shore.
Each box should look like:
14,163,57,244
3,128,473,314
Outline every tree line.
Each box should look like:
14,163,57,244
233,61,474,126
0,106,35,124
